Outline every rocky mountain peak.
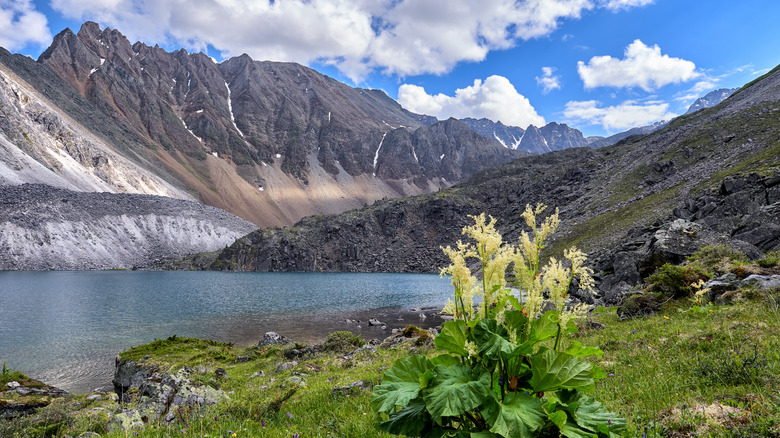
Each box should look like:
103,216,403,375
4,21,523,227
685,87,739,114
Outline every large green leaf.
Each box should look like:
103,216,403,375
558,420,598,438
547,410,568,429
503,310,529,337
530,349,595,393
377,397,430,436
435,320,469,357
473,319,516,360
529,311,560,343
424,364,490,419
372,355,434,414
482,392,546,438
565,342,603,358
573,394,627,435
431,354,461,367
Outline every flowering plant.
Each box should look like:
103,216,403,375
372,205,626,437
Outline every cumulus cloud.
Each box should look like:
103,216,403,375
398,75,545,127
49,0,649,81
0,0,51,51
536,67,561,94
564,99,676,131
578,39,700,91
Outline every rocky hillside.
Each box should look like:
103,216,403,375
0,184,256,270
0,55,190,199
211,65,780,301
0,22,520,227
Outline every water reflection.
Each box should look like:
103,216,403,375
0,271,451,393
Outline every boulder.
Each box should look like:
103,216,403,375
596,219,764,304
258,332,293,347
740,274,780,290
109,361,230,431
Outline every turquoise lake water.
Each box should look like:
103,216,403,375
0,271,452,393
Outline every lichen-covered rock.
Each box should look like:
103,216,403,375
171,384,229,407
109,360,229,431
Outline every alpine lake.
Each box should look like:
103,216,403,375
0,271,452,393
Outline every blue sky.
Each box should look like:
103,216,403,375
1,0,777,137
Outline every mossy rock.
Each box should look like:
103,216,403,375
321,331,365,354
617,292,668,318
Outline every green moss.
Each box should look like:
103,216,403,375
118,335,239,371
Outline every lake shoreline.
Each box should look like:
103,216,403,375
13,303,449,395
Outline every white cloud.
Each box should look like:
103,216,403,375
398,75,545,128
0,0,51,51
577,39,700,91
536,66,561,94
49,0,650,81
600,0,654,11
564,99,676,131
689,79,719,93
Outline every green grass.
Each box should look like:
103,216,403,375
2,294,779,437
0,364,29,388
583,290,780,437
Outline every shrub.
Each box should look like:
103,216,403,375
0,362,29,387
757,251,780,268
688,244,747,265
372,205,625,437
647,263,710,298
322,331,365,354
617,292,668,318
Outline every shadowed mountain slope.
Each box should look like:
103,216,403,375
211,65,780,299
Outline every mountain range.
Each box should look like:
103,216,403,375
0,21,753,273
210,66,780,302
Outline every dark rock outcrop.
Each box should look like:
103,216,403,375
0,379,68,419
594,172,780,302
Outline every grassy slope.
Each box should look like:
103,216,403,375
2,287,778,437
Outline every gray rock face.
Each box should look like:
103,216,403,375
740,274,780,290
110,360,229,432
0,184,257,270
0,50,191,199
594,171,780,302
